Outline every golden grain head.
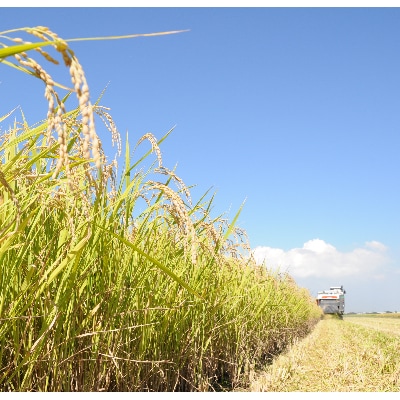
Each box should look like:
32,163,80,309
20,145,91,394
4,27,128,176
146,180,198,264
14,28,102,172
94,106,122,157
155,166,192,205
137,133,163,168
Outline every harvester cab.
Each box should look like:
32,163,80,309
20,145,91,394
316,285,346,316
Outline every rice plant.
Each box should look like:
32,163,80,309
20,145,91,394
0,26,322,391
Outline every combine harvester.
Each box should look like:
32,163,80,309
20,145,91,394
316,286,346,317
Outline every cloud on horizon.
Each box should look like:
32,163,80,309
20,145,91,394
252,239,391,279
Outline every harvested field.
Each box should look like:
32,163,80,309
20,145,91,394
344,313,400,337
242,315,400,392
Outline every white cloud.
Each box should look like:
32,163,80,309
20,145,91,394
252,239,390,278
365,241,388,252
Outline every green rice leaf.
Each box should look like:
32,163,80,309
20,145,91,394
0,41,53,58
100,226,203,300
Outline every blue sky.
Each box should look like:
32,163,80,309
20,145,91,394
1,7,399,312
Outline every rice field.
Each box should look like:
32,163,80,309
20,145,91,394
0,26,322,391
246,315,400,391
344,313,400,337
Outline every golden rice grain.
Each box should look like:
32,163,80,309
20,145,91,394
146,180,198,264
94,106,122,157
136,133,163,168
155,166,192,205
10,27,102,172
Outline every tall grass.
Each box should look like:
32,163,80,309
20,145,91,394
0,26,322,391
